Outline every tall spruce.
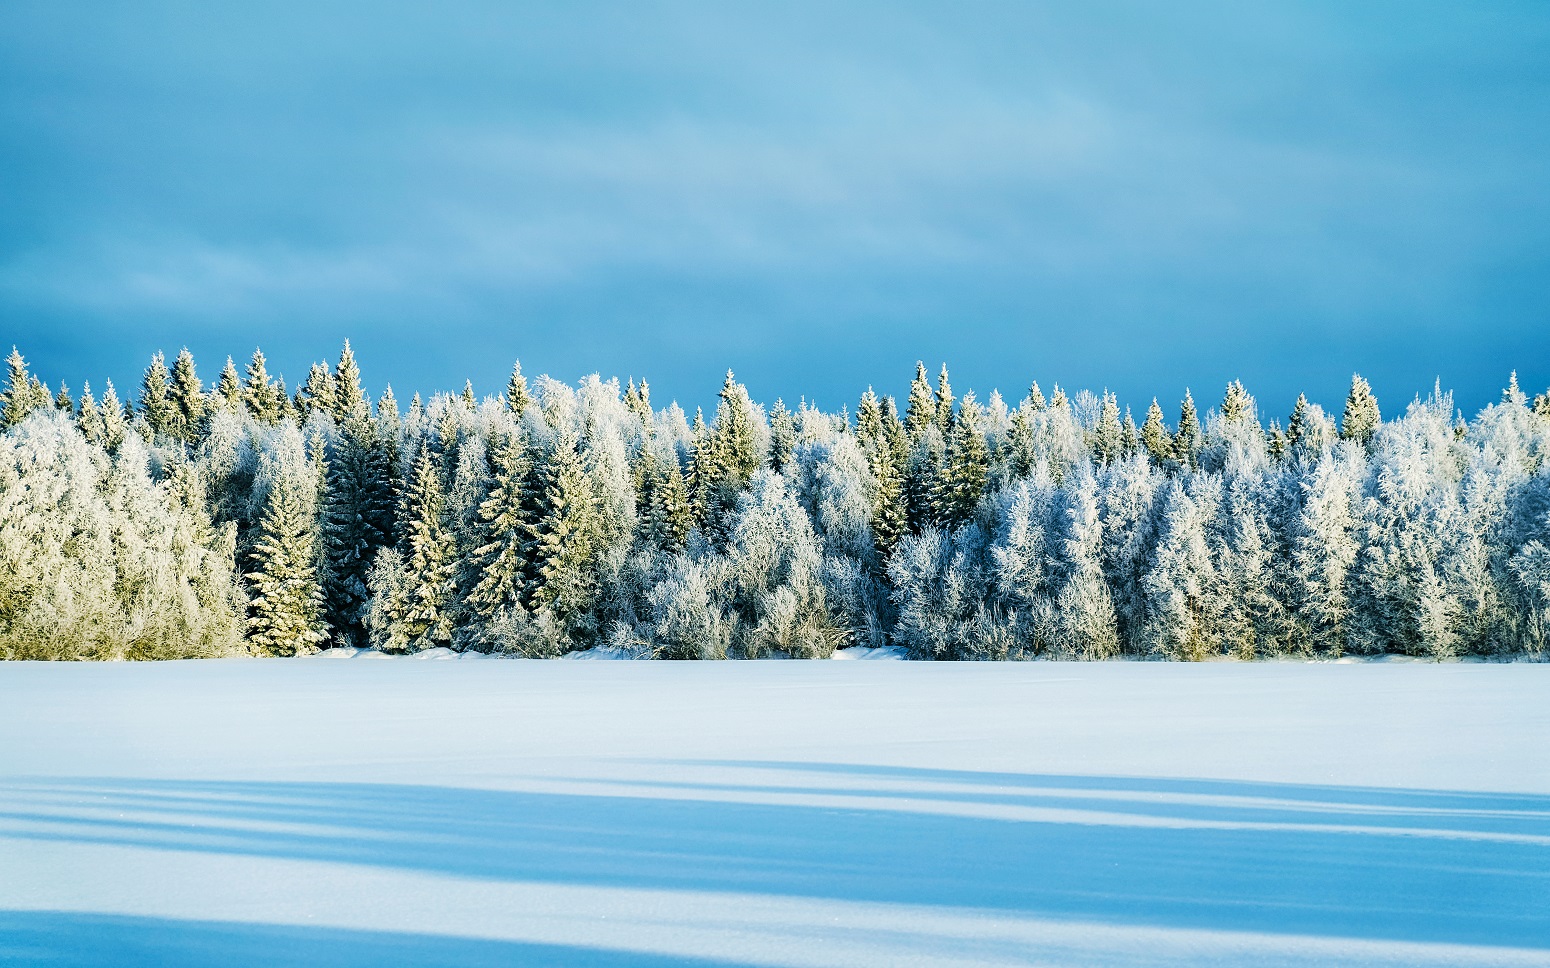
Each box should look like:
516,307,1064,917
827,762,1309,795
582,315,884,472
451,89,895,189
1341,374,1381,447
167,348,207,444
905,362,936,437
1141,399,1172,466
525,432,601,632
320,416,396,647
1174,390,1201,468
2,348,49,428
247,447,329,656
213,357,243,412
388,449,459,651
467,431,537,623
242,349,284,424
505,360,533,418
933,391,989,529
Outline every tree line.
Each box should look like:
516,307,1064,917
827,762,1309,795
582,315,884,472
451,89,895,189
3,343,1550,660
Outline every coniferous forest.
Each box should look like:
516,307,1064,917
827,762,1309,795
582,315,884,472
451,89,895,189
3,343,1550,662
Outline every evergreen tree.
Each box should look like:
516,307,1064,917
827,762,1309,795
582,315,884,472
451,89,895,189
461,380,477,408
167,348,207,444
296,362,337,419
624,378,652,424
247,437,329,656
1027,381,1047,411
767,398,796,471
1174,390,1201,468
333,340,369,424
213,357,243,412
138,352,176,438
856,389,907,557
76,382,102,443
319,416,396,647
98,381,128,451
466,431,536,622
2,348,49,428
382,449,459,651
635,447,693,551
1091,392,1123,465
1141,399,1172,466
1055,471,1120,659
932,391,989,529
1341,374,1381,447
1120,408,1139,455
905,362,936,437
505,360,533,418
526,432,601,635
1221,380,1253,424
242,349,283,424
54,383,73,412
935,364,956,436
1287,393,1310,451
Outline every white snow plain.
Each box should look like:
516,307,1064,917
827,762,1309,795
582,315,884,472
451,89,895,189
1,659,1547,967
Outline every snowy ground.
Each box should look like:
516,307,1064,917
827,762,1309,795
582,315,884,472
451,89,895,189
1,660,1547,967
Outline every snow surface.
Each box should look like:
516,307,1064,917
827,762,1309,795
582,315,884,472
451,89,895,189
0,660,1547,967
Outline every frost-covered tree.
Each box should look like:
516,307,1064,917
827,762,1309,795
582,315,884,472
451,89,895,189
246,427,328,656
319,415,395,647
242,349,284,425
369,448,458,652
2,348,50,429
1174,390,1201,469
1341,374,1381,448
167,348,207,444
933,391,989,529
137,352,177,440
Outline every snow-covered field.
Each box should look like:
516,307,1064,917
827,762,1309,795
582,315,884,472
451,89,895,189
1,660,1547,967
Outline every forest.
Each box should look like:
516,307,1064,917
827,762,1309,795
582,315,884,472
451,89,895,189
2,344,1549,661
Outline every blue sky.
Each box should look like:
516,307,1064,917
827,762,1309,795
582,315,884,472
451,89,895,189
2,1,1547,418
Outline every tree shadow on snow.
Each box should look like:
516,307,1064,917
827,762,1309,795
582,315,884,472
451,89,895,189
0,911,745,968
1,764,1547,952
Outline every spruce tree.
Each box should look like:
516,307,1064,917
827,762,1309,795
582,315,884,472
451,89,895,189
1174,390,1201,468
505,361,533,418
242,349,283,424
932,391,989,529
296,362,337,419
213,357,243,412
635,447,693,551
1091,392,1123,466
332,340,369,424
387,449,459,651
2,348,48,428
624,378,653,424
138,352,176,439
905,362,936,437
1120,408,1139,455
54,383,73,412
935,364,956,436
98,381,128,451
1221,380,1252,424
319,417,395,646
1286,393,1310,451
1141,399,1172,466
467,431,537,623
461,380,477,408
525,432,600,633
1340,374,1381,447
1027,381,1047,411
767,398,796,471
167,348,207,444
247,465,329,657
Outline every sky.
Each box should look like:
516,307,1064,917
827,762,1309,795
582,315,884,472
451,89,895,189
2,1,1548,419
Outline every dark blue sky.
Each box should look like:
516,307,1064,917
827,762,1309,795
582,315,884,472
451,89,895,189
2,1,1547,418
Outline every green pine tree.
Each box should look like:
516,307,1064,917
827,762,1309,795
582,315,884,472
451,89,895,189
138,352,177,439
505,361,533,418
1027,381,1047,411
767,398,796,471
2,347,49,428
1091,392,1123,465
167,348,207,444
1141,399,1171,466
467,431,538,623
1340,374,1381,447
242,349,283,424
332,340,370,424
525,432,601,636
247,473,329,656
213,357,243,413
934,364,956,436
635,447,693,551
905,362,936,437
1221,380,1252,424
1287,393,1310,451
1174,390,1201,468
388,449,459,651
320,418,396,646
296,362,337,419
932,391,989,529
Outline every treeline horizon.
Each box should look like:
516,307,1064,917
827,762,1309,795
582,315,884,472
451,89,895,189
3,342,1550,662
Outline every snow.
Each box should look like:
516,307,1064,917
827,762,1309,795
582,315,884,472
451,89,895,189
1,660,1547,967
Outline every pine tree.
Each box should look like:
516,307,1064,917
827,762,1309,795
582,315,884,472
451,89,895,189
461,380,477,408
213,357,243,412
296,362,337,419
98,381,128,451
1091,392,1123,466
467,431,537,624
767,398,796,471
1221,380,1252,424
505,361,533,418
635,447,693,551
75,382,103,443
319,417,395,647
332,340,369,424
1120,408,1139,455
1027,381,1047,411
166,348,207,444
1286,394,1310,451
525,432,601,634
247,442,329,656
935,364,955,436
384,449,459,651
242,349,283,424
1141,399,1172,466
138,352,176,439
1174,390,1201,468
1056,471,1120,659
624,378,653,425
856,389,907,557
2,348,49,428
1340,374,1381,447
53,383,73,412
905,362,936,437
933,391,989,529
